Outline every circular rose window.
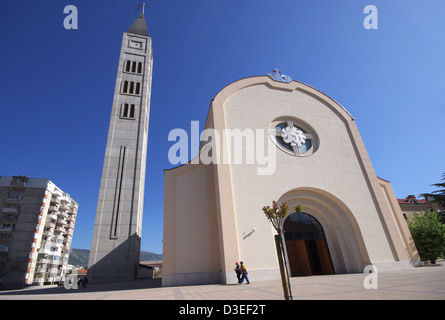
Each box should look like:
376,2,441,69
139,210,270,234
269,118,319,157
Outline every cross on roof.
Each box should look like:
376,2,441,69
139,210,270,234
138,2,148,14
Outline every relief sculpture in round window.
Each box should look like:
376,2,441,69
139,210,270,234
269,118,319,157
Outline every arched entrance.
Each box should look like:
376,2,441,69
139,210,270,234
283,212,334,276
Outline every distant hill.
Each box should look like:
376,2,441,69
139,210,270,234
139,251,162,261
69,248,162,267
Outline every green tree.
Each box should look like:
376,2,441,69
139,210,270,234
420,172,445,223
407,210,445,264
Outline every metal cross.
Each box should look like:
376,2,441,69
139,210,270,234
138,2,148,14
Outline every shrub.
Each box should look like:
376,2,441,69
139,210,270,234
407,210,445,264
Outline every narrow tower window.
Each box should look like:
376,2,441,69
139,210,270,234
123,59,143,75
121,81,141,96
122,103,129,117
122,81,128,93
129,82,135,94
111,145,126,238
121,103,136,120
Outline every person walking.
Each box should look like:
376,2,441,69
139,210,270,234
239,261,250,284
234,262,241,283
81,276,88,289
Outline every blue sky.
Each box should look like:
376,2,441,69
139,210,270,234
1,0,444,254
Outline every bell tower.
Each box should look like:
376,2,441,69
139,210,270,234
88,12,153,283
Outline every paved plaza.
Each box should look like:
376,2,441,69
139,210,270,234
0,265,444,300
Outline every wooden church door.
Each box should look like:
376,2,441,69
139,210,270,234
283,212,334,277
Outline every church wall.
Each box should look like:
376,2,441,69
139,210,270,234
377,178,420,267
220,80,404,274
162,163,220,286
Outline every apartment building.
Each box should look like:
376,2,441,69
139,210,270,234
0,176,78,289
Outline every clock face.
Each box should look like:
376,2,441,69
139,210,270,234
269,118,318,157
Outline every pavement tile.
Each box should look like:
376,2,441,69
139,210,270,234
0,266,444,300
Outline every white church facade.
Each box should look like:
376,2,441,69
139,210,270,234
162,73,420,286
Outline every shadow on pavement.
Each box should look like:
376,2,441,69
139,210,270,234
0,278,162,296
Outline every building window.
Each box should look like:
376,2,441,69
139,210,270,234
275,122,312,154
269,117,319,157
135,82,140,95
123,60,143,75
121,103,136,119
121,80,142,96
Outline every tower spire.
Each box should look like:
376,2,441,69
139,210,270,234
88,11,153,284
127,10,150,36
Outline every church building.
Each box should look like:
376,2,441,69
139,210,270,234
162,71,420,286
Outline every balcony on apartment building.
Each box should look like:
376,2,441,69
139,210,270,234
1,212,18,222
50,197,61,204
0,224,15,232
5,195,22,204
55,224,66,233
51,188,63,198
59,202,70,211
40,243,62,256
48,212,58,222
49,205,59,212
58,217,68,225
2,207,19,214
45,222,56,230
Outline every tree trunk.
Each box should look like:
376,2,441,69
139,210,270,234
275,234,292,300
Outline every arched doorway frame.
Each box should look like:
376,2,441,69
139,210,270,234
283,211,334,276
278,187,371,274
